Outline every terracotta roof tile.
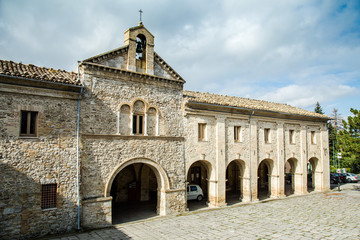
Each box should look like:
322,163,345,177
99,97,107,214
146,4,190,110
0,59,80,86
183,90,329,119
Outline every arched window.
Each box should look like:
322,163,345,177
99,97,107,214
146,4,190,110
132,100,145,135
119,104,130,135
147,107,157,136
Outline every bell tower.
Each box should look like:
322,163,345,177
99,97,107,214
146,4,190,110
124,22,155,75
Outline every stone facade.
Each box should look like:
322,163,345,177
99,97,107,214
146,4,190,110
0,22,330,239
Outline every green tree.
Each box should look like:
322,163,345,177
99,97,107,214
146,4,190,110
337,108,360,173
314,101,324,114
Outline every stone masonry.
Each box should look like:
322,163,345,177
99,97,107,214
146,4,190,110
0,22,330,239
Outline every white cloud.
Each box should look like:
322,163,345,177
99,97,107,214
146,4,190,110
261,84,359,108
0,0,359,116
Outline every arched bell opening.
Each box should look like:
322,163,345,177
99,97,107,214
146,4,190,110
110,163,158,223
226,160,245,205
136,34,146,72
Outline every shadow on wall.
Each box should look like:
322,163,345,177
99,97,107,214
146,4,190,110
0,163,77,240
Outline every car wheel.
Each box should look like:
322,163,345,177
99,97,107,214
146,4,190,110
347,179,351,183
197,195,203,201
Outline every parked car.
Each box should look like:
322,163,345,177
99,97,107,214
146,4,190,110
332,173,346,183
330,173,339,184
187,184,204,201
344,173,359,183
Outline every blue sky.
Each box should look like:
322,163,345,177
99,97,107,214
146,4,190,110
1,0,359,118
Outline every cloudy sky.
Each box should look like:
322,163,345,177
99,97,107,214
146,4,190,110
1,0,359,118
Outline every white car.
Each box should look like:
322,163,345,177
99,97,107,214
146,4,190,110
345,173,359,183
187,184,204,201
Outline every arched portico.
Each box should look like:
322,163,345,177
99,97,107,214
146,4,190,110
186,160,213,209
307,157,320,192
226,160,247,204
105,158,170,223
284,158,300,196
257,159,275,200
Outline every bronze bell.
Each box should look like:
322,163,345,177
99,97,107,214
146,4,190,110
136,41,143,53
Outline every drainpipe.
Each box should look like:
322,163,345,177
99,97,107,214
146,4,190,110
248,111,254,201
76,61,83,230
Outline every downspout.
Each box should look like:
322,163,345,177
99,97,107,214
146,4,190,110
76,61,83,230
248,111,254,201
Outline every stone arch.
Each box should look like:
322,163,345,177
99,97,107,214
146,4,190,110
105,158,170,197
186,160,213,206
307,157,319,192
226,159,247,203
257,159,274,200
284,158,299,196
133,99,146,114
106,158,171,222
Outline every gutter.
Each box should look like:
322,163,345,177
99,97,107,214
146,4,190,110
76,61,83,230
248,111,254,201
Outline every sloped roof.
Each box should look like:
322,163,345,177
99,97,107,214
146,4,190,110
82,46,185,83
183,90,330,119
82,45,129,63
0,59,80,86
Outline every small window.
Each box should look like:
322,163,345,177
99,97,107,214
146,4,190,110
20,111,38,136
190,186,197,192
133,115,144,135
234,126,241,142
198,123,206,141
264,128,270,143
311,131,316,144
41,184,57,209
289,130,295,144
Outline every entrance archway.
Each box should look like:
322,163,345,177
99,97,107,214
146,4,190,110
284,158,297,196
186,160,211,210
307,157,319,192
226,160,245,204
106,158,170,224
257,159,273,200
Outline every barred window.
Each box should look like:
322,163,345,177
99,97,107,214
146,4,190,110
41,184,57,209
20,111,38,136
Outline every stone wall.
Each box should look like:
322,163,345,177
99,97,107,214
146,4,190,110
0,88,80,239
79,66,186,227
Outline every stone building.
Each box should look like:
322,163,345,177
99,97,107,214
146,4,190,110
0,22,330,239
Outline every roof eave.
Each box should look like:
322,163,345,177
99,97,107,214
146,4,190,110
186,101,331,122
0,74,83,92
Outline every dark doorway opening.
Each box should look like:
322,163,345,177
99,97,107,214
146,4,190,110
187,161,209,211
258,161,270,200
226,161,242,205
111,163,158,224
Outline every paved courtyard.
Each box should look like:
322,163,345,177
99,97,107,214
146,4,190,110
45,184,360,240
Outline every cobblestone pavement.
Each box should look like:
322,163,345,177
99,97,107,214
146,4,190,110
45,184,360,240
